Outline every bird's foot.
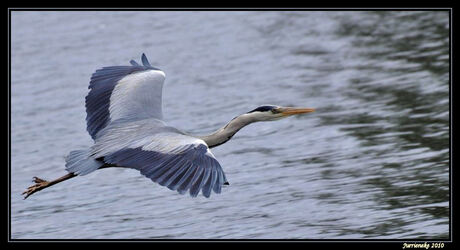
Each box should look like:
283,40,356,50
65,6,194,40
22,177,50,199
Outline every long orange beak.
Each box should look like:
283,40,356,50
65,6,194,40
278,107,315,116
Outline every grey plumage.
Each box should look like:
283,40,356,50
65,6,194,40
90,118,227,197
65,149,104,176
68,54,228,198
61,53,316,199
24,54,315,200
85,65,147,139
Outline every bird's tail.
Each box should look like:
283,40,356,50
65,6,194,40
65,149,103,176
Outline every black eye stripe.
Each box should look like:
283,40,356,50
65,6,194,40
248,105,276,113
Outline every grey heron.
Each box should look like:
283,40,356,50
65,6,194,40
23,54,315,199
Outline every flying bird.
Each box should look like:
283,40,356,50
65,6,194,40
23,54,315,199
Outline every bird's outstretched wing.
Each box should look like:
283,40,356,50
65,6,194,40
85,53,165,140
91,119,228,198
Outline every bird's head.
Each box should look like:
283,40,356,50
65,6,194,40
245,105,315,121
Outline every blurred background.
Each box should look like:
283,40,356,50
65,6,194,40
10,11,449,239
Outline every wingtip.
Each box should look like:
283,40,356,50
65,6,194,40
130,59,139,66
141,53,151,67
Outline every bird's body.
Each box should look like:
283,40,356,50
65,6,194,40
23,54,314,199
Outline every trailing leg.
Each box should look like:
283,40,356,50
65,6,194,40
22,173,77,199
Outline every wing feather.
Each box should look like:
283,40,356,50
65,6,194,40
175,163,198,193
85,54,164,140
203,166,217,198
95,122,228,198
188,166,205,197
79,54,228,198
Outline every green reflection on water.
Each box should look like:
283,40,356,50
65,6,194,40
320,11,449,238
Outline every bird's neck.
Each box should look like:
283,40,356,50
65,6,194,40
197,114,255,148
